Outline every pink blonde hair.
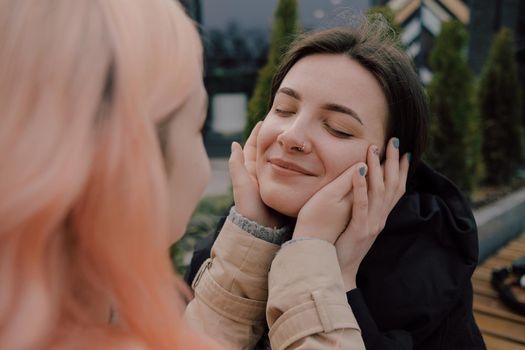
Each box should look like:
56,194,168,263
0,0,218,349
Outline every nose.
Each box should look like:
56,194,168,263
276,117,311,154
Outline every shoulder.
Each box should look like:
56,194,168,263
358,161,479,304
383,161,478,266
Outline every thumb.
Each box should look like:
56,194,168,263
228,142,252,190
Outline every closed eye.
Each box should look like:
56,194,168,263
324,122,353,139
275,108,295,117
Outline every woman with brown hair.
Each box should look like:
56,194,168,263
187,19,486,350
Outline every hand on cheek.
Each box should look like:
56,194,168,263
335,138,410,291
229,122,285,228
293,162,368,245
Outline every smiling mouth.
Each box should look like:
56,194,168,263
269,159,315,176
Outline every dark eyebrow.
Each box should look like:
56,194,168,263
277,87,301,100
322,103,363,125
277,87,363,125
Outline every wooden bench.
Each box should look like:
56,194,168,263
473,232,525,349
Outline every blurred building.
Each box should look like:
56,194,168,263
376,0,524,129
372,0,470,84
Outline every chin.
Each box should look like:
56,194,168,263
170,216,188,243
260,187,305,218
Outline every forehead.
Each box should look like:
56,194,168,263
282,54,386,109
279,53,388,139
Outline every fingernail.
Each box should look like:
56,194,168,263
372,145,380,156
231,142,236,152
359,166,367,176
407,152,412,162
393,138,400,149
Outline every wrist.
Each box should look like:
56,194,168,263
235,204,283,228
234,205,263,225
292,223,338,244
228,206,292,244
343,276,357,292
341,268,357,291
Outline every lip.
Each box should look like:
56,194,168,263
268,158,315,176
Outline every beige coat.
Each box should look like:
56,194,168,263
184,219,365,350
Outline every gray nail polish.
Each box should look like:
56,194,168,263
359,166,367,176
393,138,400,149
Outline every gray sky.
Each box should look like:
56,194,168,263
202,0,371,30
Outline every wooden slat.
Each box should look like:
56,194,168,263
474,312,525,344
473,231,525,349
482,333,525,350
473,278,499,298
516,234,525,244
473,266,493,281
507,241,525,251
474,293,525,324
483,256,514,269
497,247,525,260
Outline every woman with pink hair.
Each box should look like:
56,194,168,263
0,0,215,348
0,0,370,349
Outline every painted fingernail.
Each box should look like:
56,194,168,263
359,166,367,176
393,138,400,149
372,145,380,156
407,152,412,162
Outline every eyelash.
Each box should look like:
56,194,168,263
274,108,295,117
275,108,353,139
324,122,353,139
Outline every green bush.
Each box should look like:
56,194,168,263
427,20,480,195
479,28,523,185
170,193,232,275
243,0,299,140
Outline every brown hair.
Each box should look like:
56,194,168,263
270,19,429,173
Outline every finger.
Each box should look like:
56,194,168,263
228,142,252,191
366,144,384,214
347,165,369,237
245,121,262,149
383,137,400,201
244,122,262,173
395,152,410,200
324,163,364,199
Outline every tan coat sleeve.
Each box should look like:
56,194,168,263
267,239,365,350
184,219,280,349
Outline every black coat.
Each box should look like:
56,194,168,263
185,162,486,349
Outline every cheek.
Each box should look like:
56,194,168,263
180,139,210,200
196,145,211,193
255,120,276,169
167,138,210,241
321,142,369,181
